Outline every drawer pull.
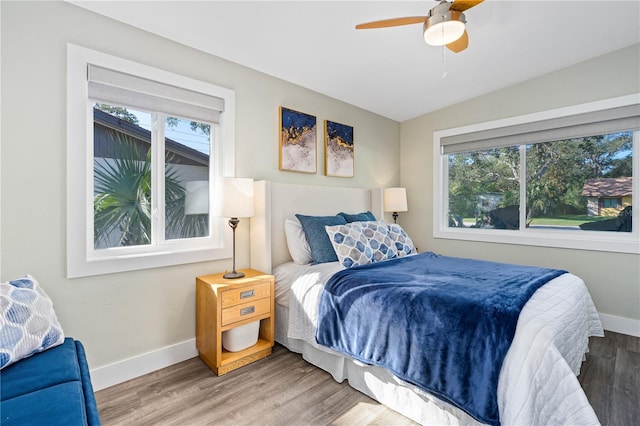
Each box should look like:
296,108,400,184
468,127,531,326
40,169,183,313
240,290,255,299
240,306,255,316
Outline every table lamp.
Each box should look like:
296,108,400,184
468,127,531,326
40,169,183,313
220,177,254,279
384,187,408,224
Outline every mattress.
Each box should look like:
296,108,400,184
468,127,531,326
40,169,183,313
273,260,604,425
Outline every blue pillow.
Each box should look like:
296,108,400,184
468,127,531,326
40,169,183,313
338,211,376,222
295,214,347,263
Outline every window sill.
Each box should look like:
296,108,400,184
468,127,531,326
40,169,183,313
434,226,640,254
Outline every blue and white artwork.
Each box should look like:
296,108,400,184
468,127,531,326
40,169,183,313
325,120,354,177
279,107,317,173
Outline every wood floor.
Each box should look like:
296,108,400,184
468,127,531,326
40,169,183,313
96,331,639,425
578,331,640,426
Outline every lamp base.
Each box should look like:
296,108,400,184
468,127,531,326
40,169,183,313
223,270,245,279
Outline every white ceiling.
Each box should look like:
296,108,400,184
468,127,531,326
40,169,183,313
70,0,640,122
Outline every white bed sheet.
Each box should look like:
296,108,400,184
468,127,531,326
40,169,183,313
273,260,604,426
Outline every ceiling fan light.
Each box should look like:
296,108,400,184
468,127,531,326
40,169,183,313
423,11,466,46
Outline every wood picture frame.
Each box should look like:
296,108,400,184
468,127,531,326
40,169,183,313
279,106,317,173
324,120,354,177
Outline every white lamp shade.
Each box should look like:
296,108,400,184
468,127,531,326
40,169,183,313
184,180,209,215
384,187,408,212
219,177,255,218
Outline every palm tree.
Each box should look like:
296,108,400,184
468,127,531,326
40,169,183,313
93,131,208,249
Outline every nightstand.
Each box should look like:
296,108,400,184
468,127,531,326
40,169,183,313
196,269,275,375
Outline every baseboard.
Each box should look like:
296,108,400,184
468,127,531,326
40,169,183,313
599,313,640,337
90,338,198,391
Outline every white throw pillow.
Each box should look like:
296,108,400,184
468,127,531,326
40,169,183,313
0,275,65,369
284,218,312,265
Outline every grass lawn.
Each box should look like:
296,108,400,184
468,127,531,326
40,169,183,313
528,215,613,226
461,214,615,227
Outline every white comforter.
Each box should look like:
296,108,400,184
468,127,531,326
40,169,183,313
274,260,604,426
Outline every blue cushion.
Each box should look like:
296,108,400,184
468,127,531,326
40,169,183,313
295,214,347,263
75,341,101,426
0,338,80,401
1,382,89,426
338,211,376,223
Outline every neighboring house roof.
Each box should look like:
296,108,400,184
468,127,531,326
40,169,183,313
93,108,209,166
581,177,633,197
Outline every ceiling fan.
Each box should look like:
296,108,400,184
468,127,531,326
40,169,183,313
355,0,484,53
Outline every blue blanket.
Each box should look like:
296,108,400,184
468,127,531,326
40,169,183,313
316,252,566,425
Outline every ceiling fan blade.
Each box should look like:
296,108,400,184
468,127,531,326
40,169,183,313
450,0,484,12
355,16,427,29
446,29,469,53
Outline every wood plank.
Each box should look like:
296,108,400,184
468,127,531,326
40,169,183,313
578,352,614,426
588,332,616,359
610,348,640,426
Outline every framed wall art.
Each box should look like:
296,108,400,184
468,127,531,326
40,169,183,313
279,106,317,173
324,120,354,177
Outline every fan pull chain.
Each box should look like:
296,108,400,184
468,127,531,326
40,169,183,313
442,44,448,78
441,20,448,78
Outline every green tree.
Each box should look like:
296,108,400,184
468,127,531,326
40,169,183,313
448,131,632,221
448,147,520,218
526,132,632,216
95,103,139,125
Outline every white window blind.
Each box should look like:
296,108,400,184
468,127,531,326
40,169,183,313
87,64,225,123
441,104,640,154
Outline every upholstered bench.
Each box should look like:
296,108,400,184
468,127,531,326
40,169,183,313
1,275,101,425
0,338,101,425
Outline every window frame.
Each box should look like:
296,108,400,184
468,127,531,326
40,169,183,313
67,44,236,278
433,94,640,254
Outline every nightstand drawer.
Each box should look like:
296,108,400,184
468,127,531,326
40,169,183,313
221,297,270,326
220,281,271,308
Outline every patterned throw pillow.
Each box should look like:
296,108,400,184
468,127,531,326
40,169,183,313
325,223,373,268
360,221,398,262
387,223,416,257
0,275,65,369
325,221,398,268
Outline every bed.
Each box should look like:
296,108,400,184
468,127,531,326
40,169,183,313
250,181,604,425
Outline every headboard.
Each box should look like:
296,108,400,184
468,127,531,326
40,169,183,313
250,181,383,273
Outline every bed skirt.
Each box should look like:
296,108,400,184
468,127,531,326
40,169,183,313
275,303,482,425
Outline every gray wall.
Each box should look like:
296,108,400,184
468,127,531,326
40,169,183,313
401,44,640,322
0,1,400,367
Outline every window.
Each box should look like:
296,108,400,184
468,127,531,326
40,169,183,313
92,106,211,248
602,198,621,209
67,45,236,277
434,95,640,254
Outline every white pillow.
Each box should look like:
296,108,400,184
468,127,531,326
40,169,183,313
284,218,312,265
0,275,65,369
